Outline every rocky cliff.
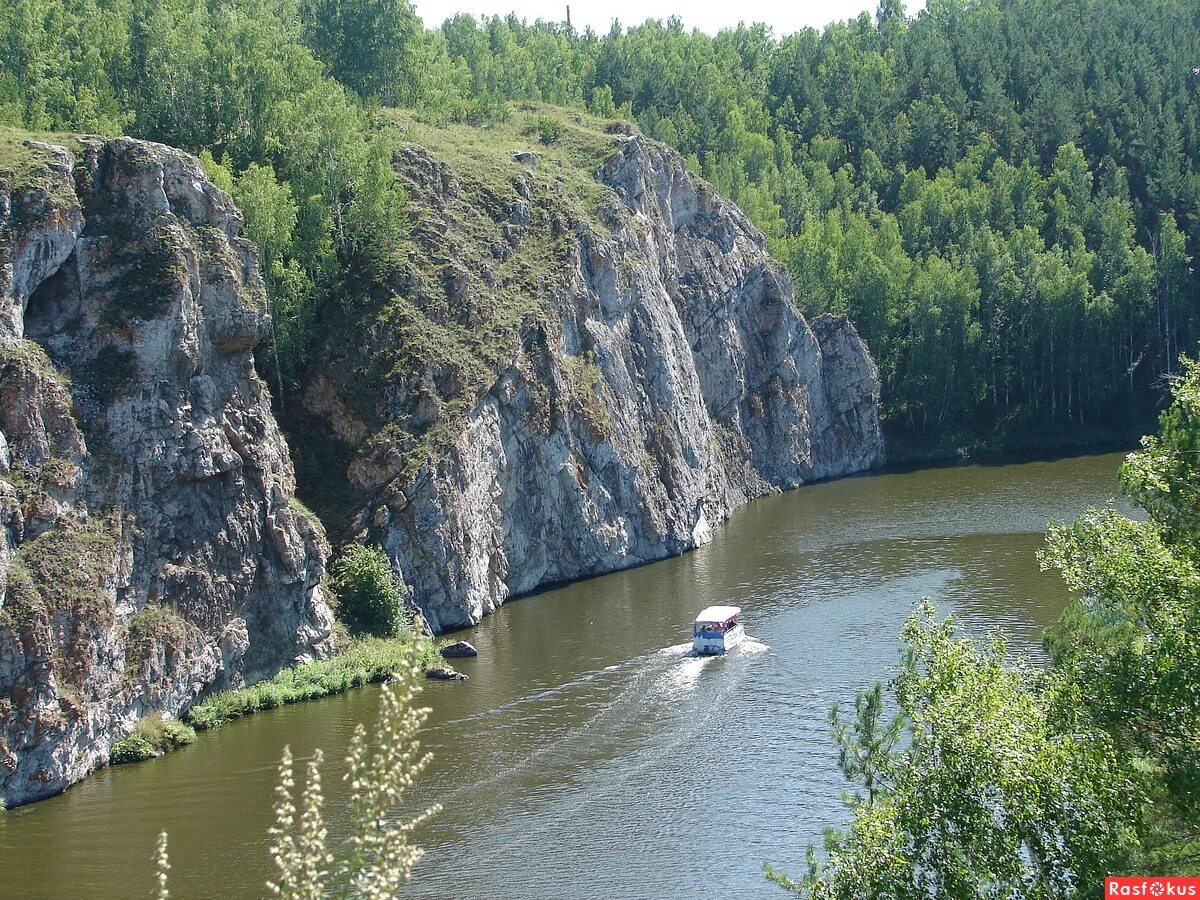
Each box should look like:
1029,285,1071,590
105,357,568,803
298,115,884,633
0,136,334,806
0,115,883,805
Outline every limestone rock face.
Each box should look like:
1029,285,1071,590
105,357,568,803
0,138,334,806
306,133,884,633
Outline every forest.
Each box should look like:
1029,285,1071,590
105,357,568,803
2,0,1198,447
3,2,1200,895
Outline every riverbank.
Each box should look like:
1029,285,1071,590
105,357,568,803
102,637,444,769
120,436,1130,772
16,438,1130,787
882,421,1145,468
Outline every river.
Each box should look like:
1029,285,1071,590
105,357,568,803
0,451,1132,899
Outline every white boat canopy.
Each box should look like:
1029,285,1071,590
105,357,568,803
694,605,742,624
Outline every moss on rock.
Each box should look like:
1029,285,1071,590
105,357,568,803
0,515,122,631
291,104,627,522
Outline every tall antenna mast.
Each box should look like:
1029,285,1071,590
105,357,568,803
566,4,573,36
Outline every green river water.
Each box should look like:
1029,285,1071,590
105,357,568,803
0,451,1132,899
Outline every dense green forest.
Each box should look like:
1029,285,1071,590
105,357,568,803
766,361,1200,895
2,0,1198,449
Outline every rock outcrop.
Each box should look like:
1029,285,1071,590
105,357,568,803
440,640,478,659
0,121,883,805
301,127,884,633
0,138,334,806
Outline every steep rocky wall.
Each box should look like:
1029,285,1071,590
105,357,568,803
0,137,334,806
302,127,883,633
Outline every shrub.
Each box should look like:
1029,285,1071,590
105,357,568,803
109,713,196,765
158,719,197,749
464,93,510,125
110,732,157,764
328,544,405,637
534,115,563,145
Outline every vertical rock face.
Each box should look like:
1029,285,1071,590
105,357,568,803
307,131,883,633
0,138,334,806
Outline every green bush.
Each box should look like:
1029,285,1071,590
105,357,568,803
109,713,196,765
329,544,405,637
109,732,157,764
534,115,563,145
464,93,511,125
158,719,197,749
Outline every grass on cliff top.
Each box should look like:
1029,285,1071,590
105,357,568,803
0,125,84,195
294,104,633,524
388,102,621,223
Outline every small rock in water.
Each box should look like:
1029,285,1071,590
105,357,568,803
440,640,478,659
426,666,469,681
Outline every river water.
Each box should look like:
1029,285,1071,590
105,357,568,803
0,452,1131,899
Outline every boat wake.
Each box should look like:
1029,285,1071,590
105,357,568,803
416,635,774,823
679,635,771,657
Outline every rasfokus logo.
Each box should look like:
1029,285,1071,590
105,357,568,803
1106,877,1200,896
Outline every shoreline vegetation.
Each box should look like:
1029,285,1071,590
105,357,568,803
107,636,444,767
105,542,451,771
881,425,1144,469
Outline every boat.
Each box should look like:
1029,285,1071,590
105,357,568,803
692,605,745,655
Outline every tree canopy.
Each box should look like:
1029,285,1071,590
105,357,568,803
2,0,1197,445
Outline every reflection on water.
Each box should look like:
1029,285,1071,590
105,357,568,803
0,452,1132,899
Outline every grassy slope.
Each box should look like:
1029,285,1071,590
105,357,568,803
292,104,628,527
0,125,87,200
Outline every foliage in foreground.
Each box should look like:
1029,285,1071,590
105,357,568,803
184,636,436,731
769,358,1200,896
768,604,1136,897
157,644,438,897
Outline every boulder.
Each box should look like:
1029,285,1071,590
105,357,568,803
440,640,478,659
425,666,468,681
